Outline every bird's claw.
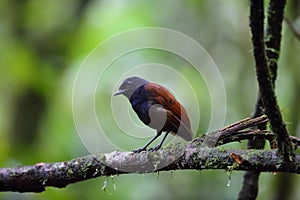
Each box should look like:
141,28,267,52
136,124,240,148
132,145,162,153
149,145,161,152
132,148,146,153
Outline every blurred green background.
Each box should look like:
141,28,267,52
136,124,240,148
0,0,300,199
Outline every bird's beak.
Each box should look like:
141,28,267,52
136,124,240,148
114,89,125,96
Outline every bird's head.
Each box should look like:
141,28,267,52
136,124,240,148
114,76,149,98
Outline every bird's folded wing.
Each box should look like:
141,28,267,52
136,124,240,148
145,83,193,141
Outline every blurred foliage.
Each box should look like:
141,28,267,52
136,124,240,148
0,0,300,199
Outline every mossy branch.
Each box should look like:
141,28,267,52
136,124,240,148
239,1,292,199
1,116,300,193
249,0,294,161
1,146,300,193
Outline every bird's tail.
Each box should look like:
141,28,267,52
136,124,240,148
176,124,193,141
167,111,193,141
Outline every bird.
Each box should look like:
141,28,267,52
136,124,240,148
114,76,193,153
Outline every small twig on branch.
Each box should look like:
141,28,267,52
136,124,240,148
201,116,268,147
285,16,300,41
249,0,294,161
208,116,299,147
219,130,300,147
219,115,268,138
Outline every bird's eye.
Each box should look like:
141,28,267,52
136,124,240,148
127,81,132,85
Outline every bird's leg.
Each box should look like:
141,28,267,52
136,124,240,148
132,131,162,153
149,131,170,151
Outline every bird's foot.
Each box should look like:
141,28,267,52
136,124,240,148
132,145,162,153
148,145,162,152
132,148,147,153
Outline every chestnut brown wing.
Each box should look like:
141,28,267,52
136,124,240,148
145,83,193,141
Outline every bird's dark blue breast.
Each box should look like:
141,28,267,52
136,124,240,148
129,85,152,125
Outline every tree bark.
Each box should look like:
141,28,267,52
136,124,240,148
1,146,300,193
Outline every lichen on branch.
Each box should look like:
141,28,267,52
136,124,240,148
0,116,299,193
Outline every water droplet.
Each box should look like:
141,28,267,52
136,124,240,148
226,171,232,187
170,171,174,178
101,178,108,190
227,179,231,187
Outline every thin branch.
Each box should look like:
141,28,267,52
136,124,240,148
220,130,300,147
265,0,286,82
249,0,294,161
212,116,300,147
219,116,268,138
285,16,300,41
200,116,268,147
251,97,266,129
238,171,260,200
239,1,290,199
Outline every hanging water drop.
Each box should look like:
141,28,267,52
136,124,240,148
227,179,231,187
101,177,109,191
226,171,232,187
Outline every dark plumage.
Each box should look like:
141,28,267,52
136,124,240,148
114,76,193,152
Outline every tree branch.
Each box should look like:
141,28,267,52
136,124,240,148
239,1,292,199
1,116,299,193
249,0,294,161
238,171,260,200
1,146,300,193
265,0,286,82
199,116,268,147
